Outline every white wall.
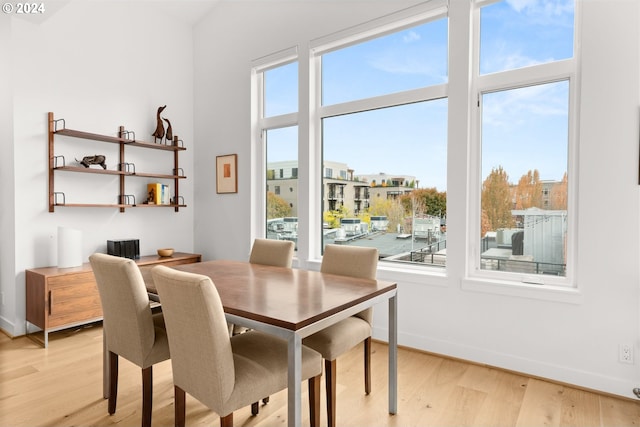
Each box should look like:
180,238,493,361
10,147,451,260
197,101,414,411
1,1,196,335
193,0,640,399
0,14,16,337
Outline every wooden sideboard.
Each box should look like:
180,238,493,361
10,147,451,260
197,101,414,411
25,252,201,347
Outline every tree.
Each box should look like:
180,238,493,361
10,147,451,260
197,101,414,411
481,166,514,234
368,197,404,232
514,169,543,209
323,205,350,229
266,192,291,219
399,188,447,218
480,209,492,238
549,172,568,210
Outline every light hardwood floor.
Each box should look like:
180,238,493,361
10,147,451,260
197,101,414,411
1,323,638,427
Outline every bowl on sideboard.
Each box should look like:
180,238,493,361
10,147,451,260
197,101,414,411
157,248,174,257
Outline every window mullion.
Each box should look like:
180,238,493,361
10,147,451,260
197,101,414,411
476,59,575,94
319,84,448,119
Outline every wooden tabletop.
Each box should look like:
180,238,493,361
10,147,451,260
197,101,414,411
161,259,397,331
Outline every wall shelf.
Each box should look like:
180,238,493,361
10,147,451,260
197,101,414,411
48,112,187,212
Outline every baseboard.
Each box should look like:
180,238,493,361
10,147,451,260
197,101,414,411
372,327,640,402
0,315,16,338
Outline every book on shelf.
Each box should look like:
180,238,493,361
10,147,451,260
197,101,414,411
162,184,170,205
147,183,171,205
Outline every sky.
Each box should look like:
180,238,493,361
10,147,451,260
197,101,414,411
264,0,574,191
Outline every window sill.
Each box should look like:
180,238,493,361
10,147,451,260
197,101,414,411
377,262,448,287
296,257,449,288
461,276,583,304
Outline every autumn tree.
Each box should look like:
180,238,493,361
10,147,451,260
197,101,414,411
400,187,447,218
481,166,514,234
266,192,291,219
514,169,543,209
480,209,492,238
549,172,568,210
367,197,404,232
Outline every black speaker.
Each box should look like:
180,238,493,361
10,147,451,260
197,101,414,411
107,239,140,259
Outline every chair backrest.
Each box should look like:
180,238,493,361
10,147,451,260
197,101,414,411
321,244,378,280
89,253,156,366
249,238,295,268
321,245,379,323
151,265,235,412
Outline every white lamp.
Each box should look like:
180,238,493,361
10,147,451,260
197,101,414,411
57,226,82,268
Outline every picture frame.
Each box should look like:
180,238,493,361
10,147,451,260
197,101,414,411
216,154,238,194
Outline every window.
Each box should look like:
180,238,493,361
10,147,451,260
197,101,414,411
250,0,578,289
265,126,298,242
322,16,448,105
251,47,299,247
316,7,449,267
479,0,574,75
325,168,333,179
479,82,569,277
264,61,298,117
472,0,576,283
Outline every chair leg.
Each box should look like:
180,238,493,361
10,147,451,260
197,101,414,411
325,359,337,427
364,336,371,395
175,386,186,427
108,351,118,415
251,396,270,415
141,366,153,427
220,412,233,427
309,374,321,427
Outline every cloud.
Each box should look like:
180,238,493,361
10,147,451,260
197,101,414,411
506,0,574,17
402,31,421,43
482,81,568,130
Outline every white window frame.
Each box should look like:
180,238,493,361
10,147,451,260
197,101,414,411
250,46,299,242
249,0,583,298
463,0,582,300
308,0,449,269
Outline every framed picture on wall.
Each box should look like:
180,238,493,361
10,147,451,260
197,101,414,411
216,154,238,194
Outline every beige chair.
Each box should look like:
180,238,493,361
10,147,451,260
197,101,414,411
249,238,295,267
231,239,294,340
89,253,170,427
150,265,322,427
302,244,379,427
245,238,296,412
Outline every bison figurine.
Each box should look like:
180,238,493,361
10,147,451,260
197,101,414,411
76,155,107,169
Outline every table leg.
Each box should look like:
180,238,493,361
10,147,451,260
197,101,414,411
287,333,302,427
389,294,398,414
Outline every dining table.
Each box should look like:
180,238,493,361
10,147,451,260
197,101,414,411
105,259,398,427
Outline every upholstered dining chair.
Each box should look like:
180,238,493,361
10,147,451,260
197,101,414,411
150,265,323,427
249,238,295,267
231,239,295,339
246,238,296,412
89,253,170,427
303,244,379,427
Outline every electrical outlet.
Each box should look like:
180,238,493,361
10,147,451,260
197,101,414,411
619,344,633,364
